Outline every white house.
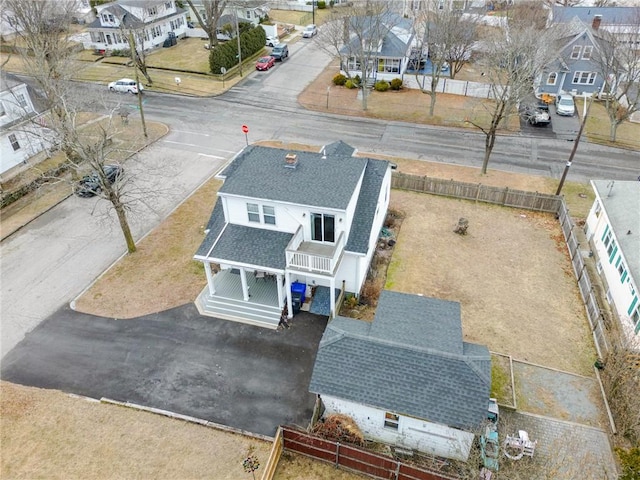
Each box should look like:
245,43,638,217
309,290,492,461
193,142,393,329
0,72,54,176
85,0,187,53
585,180,640,344
184,0,268,27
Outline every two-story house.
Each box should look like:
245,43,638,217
193,142,392,329
536,7,640,98
309,290,492,461
584,180,640,346
85,0,187,53
0,72,54,176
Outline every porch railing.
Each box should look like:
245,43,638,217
286,231,344,275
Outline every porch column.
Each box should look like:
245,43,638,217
285,273,293,319
240,268,250,301
329,277,336,318
204,262,215,295
276,273,284,309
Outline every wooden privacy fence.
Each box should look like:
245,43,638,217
279,426,458,480
391,173,561,213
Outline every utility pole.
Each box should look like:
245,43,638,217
235,8,243,77
129,30,148,138
555,95,594,196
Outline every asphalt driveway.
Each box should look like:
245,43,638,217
1,306,328,437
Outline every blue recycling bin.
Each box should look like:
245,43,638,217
291,282,306,314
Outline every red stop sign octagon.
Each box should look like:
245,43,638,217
241,125,249,134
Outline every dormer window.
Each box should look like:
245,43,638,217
582,46,593,60
570,45,581,59
148,6,158,16
101,13,114,23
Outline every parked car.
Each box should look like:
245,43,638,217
266,36,279,47
108,78,143,94
302,24,317,38
75,165,123,197
521,105,551,126
555,94,575,116
255,56,275,71
270,44,289,61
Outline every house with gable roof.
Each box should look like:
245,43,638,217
85,0,187,53
309,290,492,461
585,180,640,345
193,142,393,329
536,6,640,98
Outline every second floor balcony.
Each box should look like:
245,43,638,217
286,227,344,276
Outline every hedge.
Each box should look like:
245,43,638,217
209,25,266,74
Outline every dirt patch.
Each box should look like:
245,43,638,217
387,190,595,375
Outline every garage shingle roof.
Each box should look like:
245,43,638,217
309,291,491,430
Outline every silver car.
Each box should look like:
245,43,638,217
108,78,144,94
555,95,575,116
302,24,317,38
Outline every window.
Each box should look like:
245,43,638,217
101,13,114,23
547,72,557,85
618,262,627,282
311,213,335,243
607,238,617,258
384,412,399,430
632,307,639,327
247,203,260,223
603,229,613,248
570,45,581,59
582,46,593,60
8,134,21,151
347,57,361,71
148,6,158,16
263,206,276,225
572,71,596,85
165,1,173,10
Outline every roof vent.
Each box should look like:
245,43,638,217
284,153,298,168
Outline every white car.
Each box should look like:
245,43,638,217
555,94,575,116
108,78,144,94
266,36,279,47
302,24,317,38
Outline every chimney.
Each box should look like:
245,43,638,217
284,153,298,168
592,15,602,31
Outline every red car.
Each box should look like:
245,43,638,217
255,56,275,71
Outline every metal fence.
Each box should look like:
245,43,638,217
402,75,504,100
391,173,561,212
279,426,458,480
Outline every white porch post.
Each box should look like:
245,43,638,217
276,273,284,309
330,277,336,318
285,273,293,319
240,268,250,301
204,262,215,295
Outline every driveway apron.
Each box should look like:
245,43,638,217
1,306,328,437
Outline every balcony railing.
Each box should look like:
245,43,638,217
286,230,344,275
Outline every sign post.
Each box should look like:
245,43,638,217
242,124,249,146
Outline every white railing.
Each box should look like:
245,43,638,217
286,232,344,275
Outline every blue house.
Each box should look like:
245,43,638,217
536,6,640,98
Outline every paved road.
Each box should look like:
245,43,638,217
1,306,327,437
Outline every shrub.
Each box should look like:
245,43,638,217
360,279,381,306
345,79,356,89
390,78,403,90
374,80,390,92
332,73,347,86
317,0,326,8
353,74,361,86
344,294,358,309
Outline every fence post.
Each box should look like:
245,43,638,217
465,80,468,97
335,442,340,468
475,183,482,203
395,461,401,480
502,187,509,205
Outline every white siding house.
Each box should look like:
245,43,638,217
0,73,54,175
309,291,492,460
85,0,187,53
194,142,392,329
585,180,640,344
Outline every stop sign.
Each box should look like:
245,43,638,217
241,125,249,134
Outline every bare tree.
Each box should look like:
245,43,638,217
185,0,227,49
468,24,553,174
412,2,480,116
319,1,401,111
591,12,640,142
118,9,154,85
544,0,585,6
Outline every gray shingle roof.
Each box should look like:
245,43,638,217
309,291,491,430
218,145,368,210
551,6,640,26
592,180,640,288
321,141,356,157
345,159,388,254
195,197,226,257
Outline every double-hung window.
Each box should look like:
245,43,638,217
311,213,335,243
247,203,260,223
570,45,581,59
547,72,557,85
9,134,20,151
262,206,276,225
572,71,596,85
582,46,593,60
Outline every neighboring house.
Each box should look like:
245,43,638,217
193,142,393,329
85,0,187,53
537,7,640,97
309,290,492,461
184,0,268,27
584,180,640,344
0,72,54,175
340,14,416,82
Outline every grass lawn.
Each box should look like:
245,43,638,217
575,97,640,151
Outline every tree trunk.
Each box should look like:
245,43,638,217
113,199,136,254
609,121,618,142
429,79,438,116
481,128,497,174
